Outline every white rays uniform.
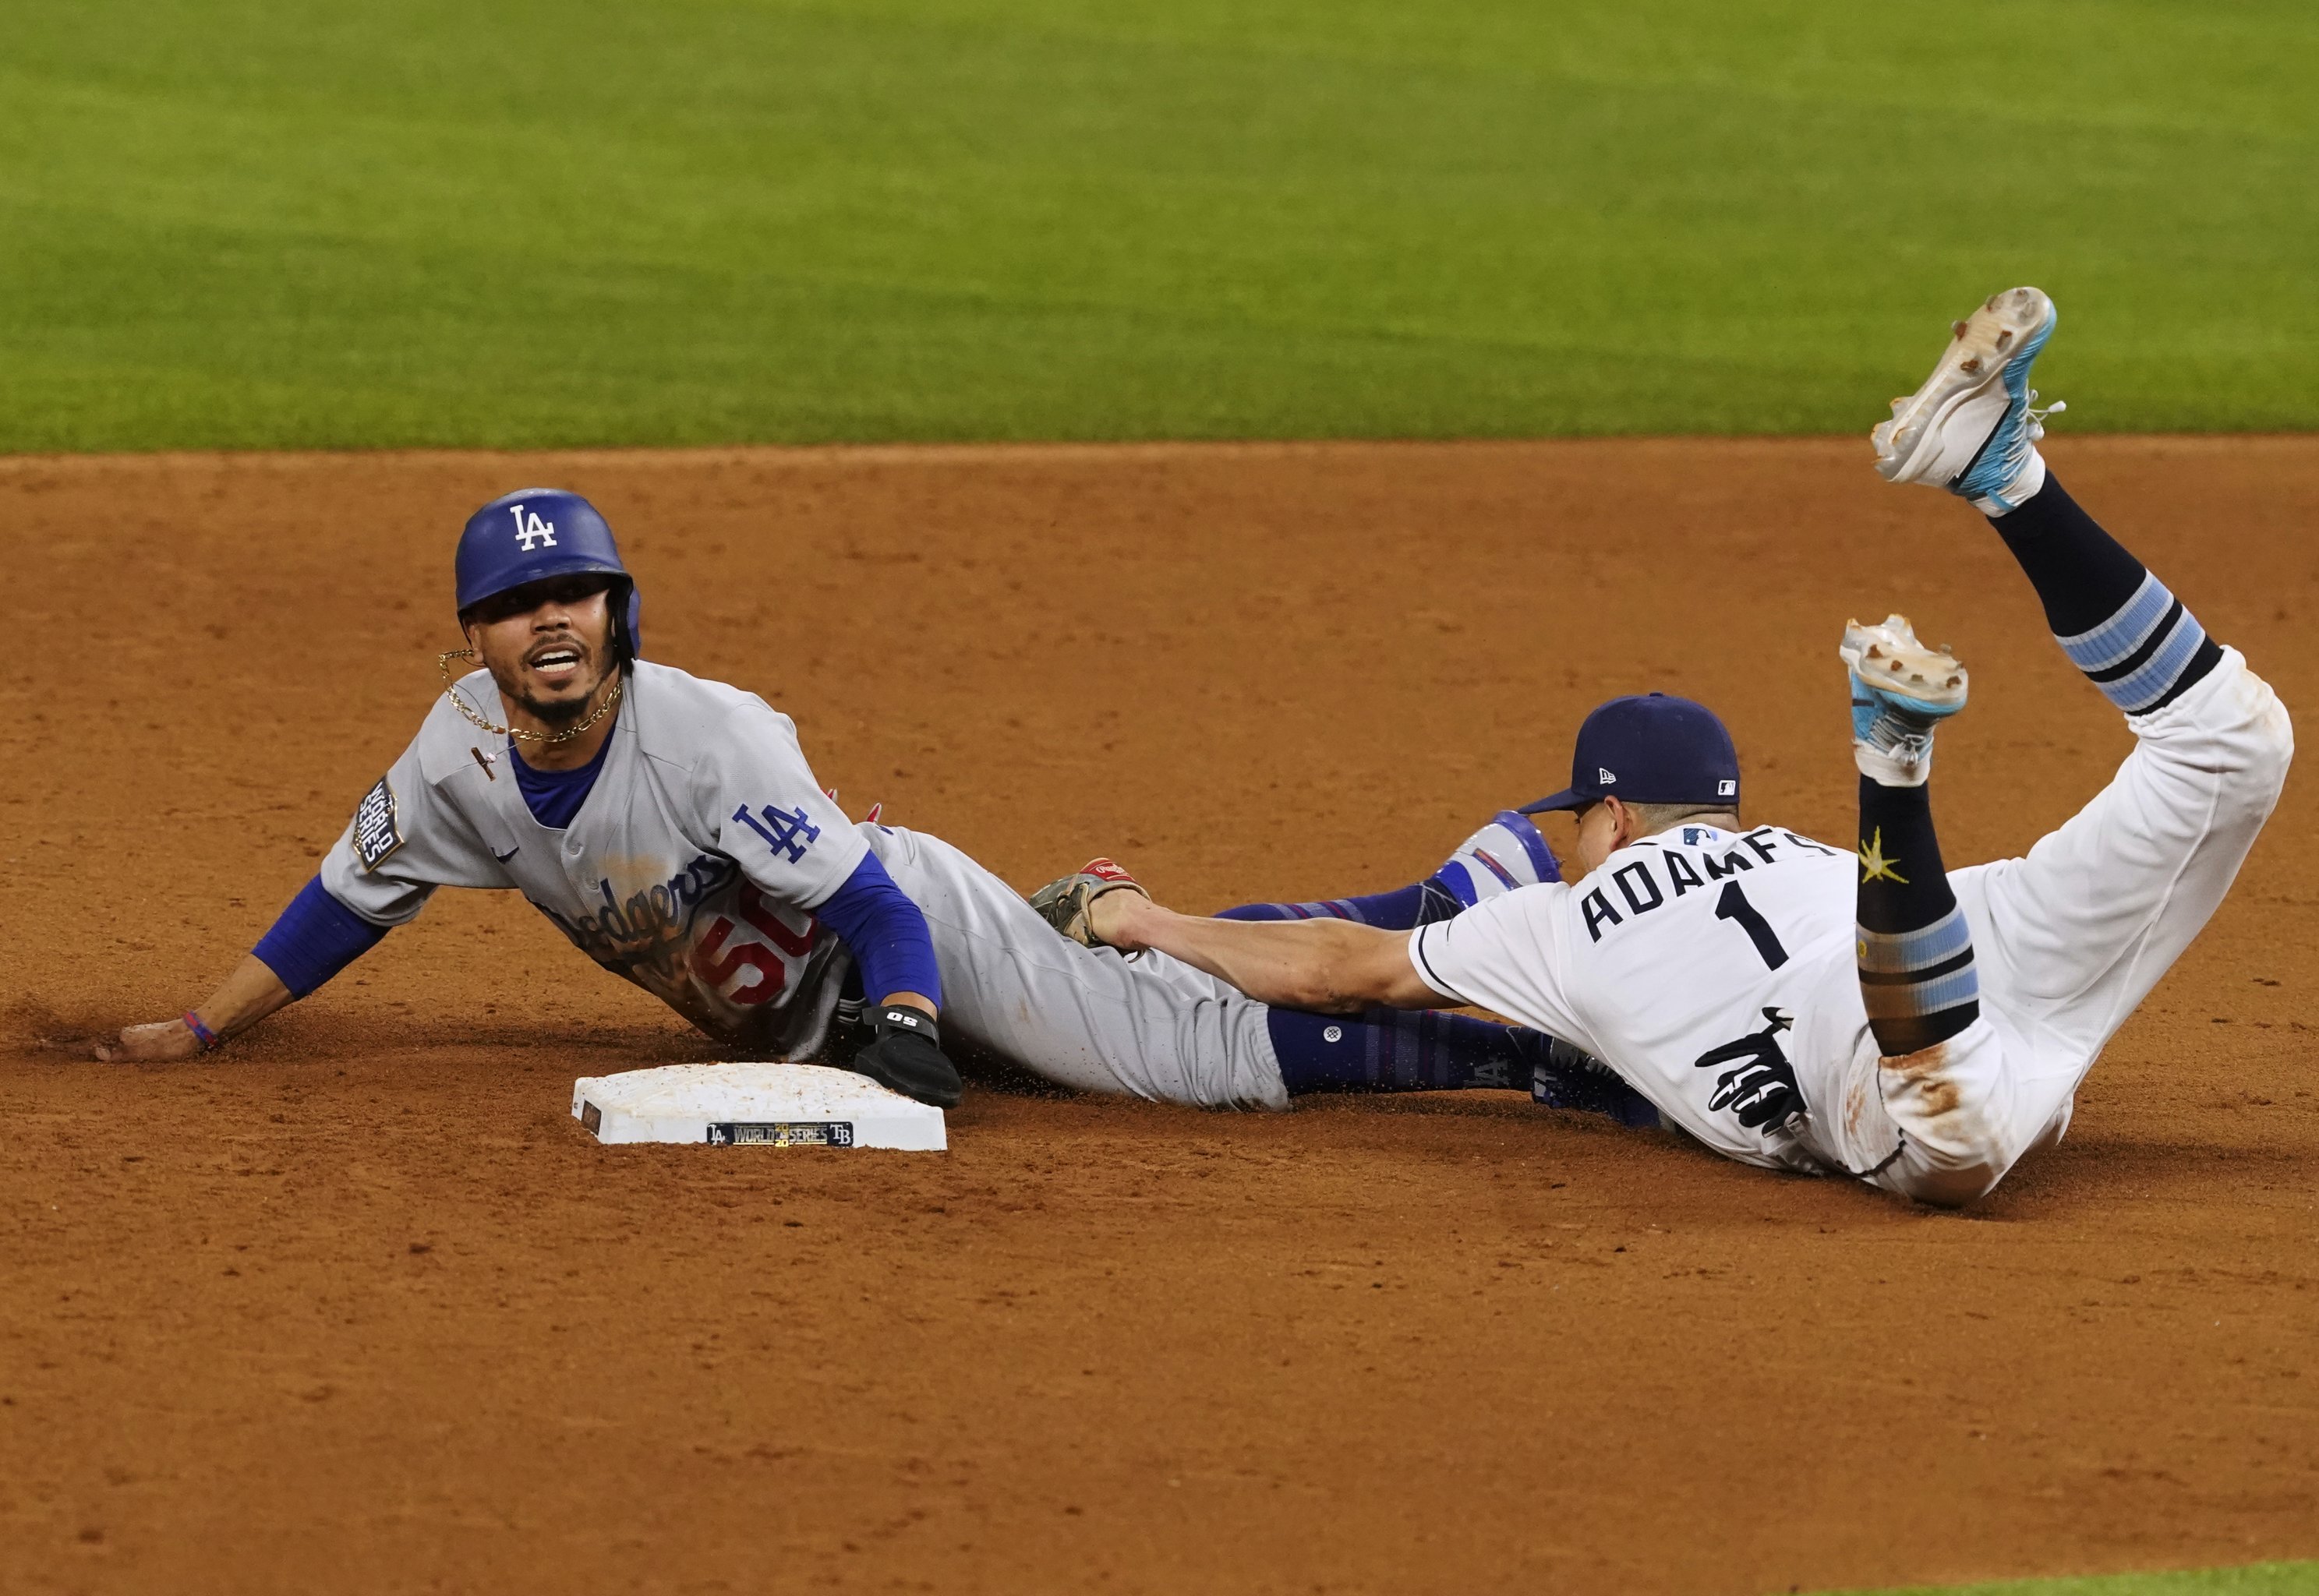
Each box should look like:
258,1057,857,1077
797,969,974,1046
320,660,1287,1108
1407,651,2291,1202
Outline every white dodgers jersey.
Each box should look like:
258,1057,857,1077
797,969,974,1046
1410,823,1883,1174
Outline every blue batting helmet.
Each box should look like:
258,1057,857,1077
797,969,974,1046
454,489,643,658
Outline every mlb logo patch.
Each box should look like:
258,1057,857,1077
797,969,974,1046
1717,779,1737,796
354,777,404,870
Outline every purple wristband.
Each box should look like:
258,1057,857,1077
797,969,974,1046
182,1011,220,1051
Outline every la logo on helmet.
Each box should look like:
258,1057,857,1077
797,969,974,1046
512,507,559,551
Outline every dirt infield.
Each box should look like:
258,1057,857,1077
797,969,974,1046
6,437,2317,1594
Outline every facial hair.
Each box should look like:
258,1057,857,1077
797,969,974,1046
491,639,610,729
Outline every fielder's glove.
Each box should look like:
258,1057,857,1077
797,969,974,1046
848,1005,963,1109
1027,857,1149,949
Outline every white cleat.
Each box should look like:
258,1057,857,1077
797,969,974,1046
1841,616,1968,787
1872,287,2063,514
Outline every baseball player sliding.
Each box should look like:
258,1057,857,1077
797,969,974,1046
1058,289,2292,1205
94,491,1653,1128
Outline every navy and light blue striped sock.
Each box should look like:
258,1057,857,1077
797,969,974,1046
1991,475,2222,715
2056,571,2217,715
1855,779,1980,1057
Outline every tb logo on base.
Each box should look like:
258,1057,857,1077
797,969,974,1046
511,507,558,551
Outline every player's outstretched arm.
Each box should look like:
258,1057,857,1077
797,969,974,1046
1094,893,1441,1012
95,874,396,1062
94,954,294,1062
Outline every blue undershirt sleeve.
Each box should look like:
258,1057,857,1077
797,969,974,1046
813,852,944,1009
252,876,391,999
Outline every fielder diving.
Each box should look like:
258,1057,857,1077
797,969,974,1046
94,490,1653,1128
1051,288,2292,1206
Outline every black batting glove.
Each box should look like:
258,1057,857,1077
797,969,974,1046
1692,1008,1805,1133
848,1005,963,1110
1705,1057,1803,1130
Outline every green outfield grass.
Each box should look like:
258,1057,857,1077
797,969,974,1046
1833,1562,2319,1596
5,0,2317,451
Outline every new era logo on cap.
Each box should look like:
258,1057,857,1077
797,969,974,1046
1599,768,1617,786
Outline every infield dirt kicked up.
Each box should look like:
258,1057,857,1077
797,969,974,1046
6,436,2316,1595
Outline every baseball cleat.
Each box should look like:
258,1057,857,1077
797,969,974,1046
1872,286,2064,514
1427,810,1561,920
1842,616,1968,788
1027,857,1150,949
1529,1034,1662,1128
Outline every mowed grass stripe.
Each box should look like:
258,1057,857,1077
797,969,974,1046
5,0,2317,450
1823,1560,2319,1596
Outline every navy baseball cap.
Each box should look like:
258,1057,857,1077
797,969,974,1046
1518,693,1740,814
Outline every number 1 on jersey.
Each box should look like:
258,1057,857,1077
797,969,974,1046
1713,881,1789,969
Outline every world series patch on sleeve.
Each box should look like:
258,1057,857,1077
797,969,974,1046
353,778,403,870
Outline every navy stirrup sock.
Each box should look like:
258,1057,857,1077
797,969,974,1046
1218,813,1557,928
1217,881,1432,930
1990,475,2222,714
1854,779,1979,1057
1268,1005,1517,1090
1267,1008,1659,1127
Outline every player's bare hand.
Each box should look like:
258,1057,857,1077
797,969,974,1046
1087,886,1156,951
94,1019,205,1063
95,962,291,1061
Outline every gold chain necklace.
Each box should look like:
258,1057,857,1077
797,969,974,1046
437,649,624,746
